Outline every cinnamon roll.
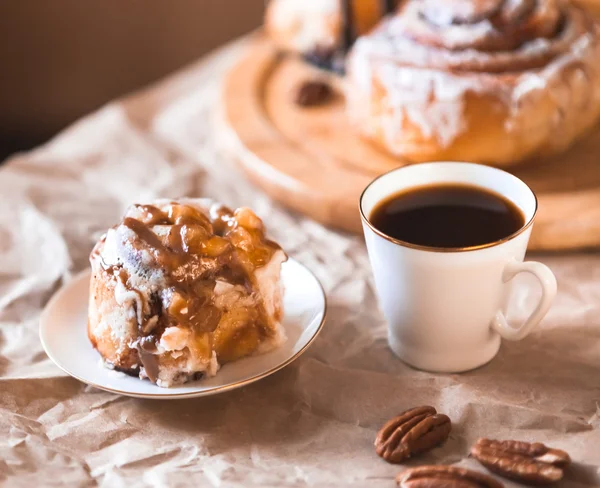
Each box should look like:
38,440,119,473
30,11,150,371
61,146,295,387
88,199,287,387
265,0,400,68
347,0,600,167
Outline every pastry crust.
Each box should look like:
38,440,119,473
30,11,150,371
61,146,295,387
88,199,286,387
572,0,600,16
346,0,600,167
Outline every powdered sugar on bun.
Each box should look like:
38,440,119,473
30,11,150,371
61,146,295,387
347,0,600,166
266,0,341,52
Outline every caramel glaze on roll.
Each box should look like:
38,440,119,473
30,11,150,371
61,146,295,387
347,0,600,167
88,199,287,387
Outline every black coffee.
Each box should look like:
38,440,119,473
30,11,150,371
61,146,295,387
369,184,525,249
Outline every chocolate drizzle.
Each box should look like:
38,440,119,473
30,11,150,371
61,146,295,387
136,336,159,383
148,291,162,317
381,0,397,16
304,0,354,73
340,0,356,52
303,0,399,73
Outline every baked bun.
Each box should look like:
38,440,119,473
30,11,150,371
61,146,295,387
572,0,600,17
88,199,287,387
346,0,600,167
265,0,399,67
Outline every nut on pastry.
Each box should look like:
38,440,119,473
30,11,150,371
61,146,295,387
88,199,287,387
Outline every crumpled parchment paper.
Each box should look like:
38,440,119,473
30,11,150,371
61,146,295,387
1,39,599,488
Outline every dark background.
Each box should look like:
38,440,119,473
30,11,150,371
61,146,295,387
0,1,264,160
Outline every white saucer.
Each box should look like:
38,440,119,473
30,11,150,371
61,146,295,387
40,258,326,399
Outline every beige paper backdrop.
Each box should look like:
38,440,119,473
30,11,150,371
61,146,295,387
0,38,599,487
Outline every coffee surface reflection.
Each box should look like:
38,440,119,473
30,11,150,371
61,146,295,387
369,184,525,249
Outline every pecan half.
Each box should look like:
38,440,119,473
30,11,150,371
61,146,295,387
294,80,333,107
471,438,571,485
396,465,505,488
375,406,452,463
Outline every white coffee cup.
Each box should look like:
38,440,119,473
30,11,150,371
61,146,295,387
360,162,557,373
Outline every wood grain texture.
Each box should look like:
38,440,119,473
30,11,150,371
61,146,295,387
222,37,600,251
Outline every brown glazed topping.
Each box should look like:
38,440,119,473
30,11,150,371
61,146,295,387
96,202,281,372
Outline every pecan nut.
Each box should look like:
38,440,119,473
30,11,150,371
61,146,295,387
471,438,571,485
396,465,505,488
294,80,333,107
375,406,452,463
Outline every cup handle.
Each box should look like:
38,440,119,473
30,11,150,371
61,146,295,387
491,259,557,341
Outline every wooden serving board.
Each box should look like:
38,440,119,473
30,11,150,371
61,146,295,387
222,37,600,251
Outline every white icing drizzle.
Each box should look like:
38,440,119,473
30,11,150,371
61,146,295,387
346,1,600,156
113,272,145,327
268,0,340,51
